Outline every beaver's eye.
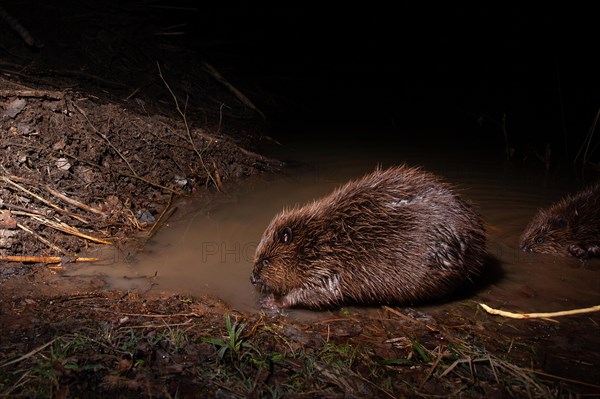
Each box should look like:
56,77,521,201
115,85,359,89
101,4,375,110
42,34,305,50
536,237,544,244
279,226,293,244
262,259,270,268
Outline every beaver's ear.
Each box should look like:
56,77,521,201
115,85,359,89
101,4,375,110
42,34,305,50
279,226,293,244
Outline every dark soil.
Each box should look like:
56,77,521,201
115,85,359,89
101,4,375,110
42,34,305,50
1,2,599,398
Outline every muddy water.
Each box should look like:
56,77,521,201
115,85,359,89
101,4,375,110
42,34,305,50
72,128,600,317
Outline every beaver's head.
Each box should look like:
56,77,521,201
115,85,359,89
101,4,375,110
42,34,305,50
252,208,314,296
251,200,342,296
520,210,572,256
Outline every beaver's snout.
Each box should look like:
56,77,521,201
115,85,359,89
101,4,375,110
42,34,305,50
250,258,270,286
521,243,532,252
250,272,271,293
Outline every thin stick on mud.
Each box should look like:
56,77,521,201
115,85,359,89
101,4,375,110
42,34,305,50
0,89,64,99
1,176,89,224
529,369,600,390
71,102,139,177
419,346,445,389
146,192,176,240
156,61,219,190
0,338,58,368
30,215,112,245
479,303,600,319
92,307,203,318
46,147,184,195
16,223,66,255
124,319,195,330
383,306,437,331
438,354,550,396
45,185,106,216
0,255,101,264
201,61,266,119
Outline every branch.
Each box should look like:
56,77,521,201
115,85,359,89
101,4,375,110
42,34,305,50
0,255,101,264
1,176,89,224
201,61,266,119
479,303,600,319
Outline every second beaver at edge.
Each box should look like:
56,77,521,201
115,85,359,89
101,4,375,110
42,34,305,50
520,183,600,259
251,165,487,310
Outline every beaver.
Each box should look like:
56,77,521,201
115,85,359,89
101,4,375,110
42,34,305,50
520,183,600,259
251,165,487,310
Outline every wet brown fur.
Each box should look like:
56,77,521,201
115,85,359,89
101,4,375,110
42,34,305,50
251,165,487,310
520,183,600,259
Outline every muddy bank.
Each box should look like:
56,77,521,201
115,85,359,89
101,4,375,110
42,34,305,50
0,76,276,265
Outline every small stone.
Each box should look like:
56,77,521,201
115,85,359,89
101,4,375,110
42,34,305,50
56,158,71,171
138,210,156,225
174,175,188,186
0,210,17,229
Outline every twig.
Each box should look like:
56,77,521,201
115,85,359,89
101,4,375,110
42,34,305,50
420,347,445,389
1,369,33,396
0,5,37,46
1,176,89,224
0,89,64,99
71,102,139,177
212,160,223,190
439,356,485,378
0,255,101,264
92,307,203,318
45,185,106,216
383,306,437,331
529,369,600,389
0,338,58,368
201,61,266,119
479,303,600,319
30,215,112,245
9,210,43,218
16,223,66,254
10,141,192,197
237,145,280,165
573,105,599,165
487,354,500,384
353,373,397,399
146,192,176,240
122,319,195,330
495,355,553,396
437,353,551,397
54,148,184,195
156,62,219,190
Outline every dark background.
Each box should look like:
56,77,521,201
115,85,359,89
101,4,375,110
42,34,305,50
2,2,599,163
187,2,598,161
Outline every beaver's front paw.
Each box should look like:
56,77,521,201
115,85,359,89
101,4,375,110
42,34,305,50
586,244,600,257
258,294,283,313
568,244,589,259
